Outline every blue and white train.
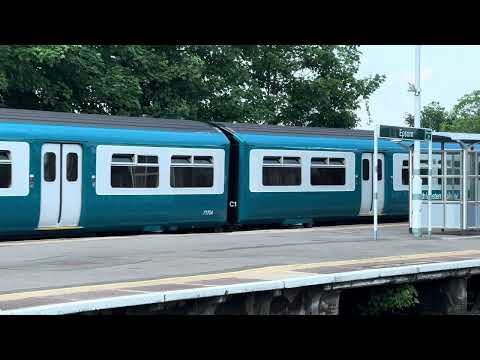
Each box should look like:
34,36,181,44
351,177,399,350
0,108,413,238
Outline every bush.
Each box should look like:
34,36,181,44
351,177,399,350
359,284,419,316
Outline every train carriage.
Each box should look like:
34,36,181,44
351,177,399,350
216,123,410,227
0,108,230,236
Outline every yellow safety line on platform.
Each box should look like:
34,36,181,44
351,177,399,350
0,249,480,303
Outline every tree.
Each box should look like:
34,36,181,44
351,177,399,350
191,45,385,128
0,45,385,128
404,101,450,131
441,90,480,133
0,45,206,118
0,45,143,114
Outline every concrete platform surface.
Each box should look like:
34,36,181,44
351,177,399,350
2,222,480,313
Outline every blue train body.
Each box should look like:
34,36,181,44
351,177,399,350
220,125,410,226
0,108,413,237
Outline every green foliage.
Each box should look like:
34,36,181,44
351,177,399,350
0,45,385,128
359,284,419,316
405,91,480,134
404,101,451,131
441,90,480,133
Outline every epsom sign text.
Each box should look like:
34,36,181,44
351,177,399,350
379,125,432,141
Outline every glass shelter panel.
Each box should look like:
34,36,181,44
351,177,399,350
446,153,461,175
418,147,480,231
420,152,443,201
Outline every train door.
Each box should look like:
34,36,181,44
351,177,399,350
38,144,82,229
359,153,385,215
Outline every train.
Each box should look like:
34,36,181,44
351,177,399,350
0,107,412,238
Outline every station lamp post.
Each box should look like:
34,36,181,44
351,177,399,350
409,45,423,239
373,46,431,241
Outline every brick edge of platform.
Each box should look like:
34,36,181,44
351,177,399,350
3,258,480,315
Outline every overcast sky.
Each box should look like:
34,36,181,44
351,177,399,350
355,45,480,130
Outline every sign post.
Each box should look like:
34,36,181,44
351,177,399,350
428,134,432,239
374,125,432,240
373,124,378,241
413,45,422,239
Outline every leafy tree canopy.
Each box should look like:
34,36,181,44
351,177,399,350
0,45,385,128
441,90,480,133
404,91,480,134
404,101,451,131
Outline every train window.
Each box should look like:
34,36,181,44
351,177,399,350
171,167,214,187
66,153,78,182
111,153,159,188
262,156,301,186
377,159,382,181
111,166,134,188
311,168,345,186
311,156,346,186
44,152,56,182
402,169,409,185
171,155,191,164
133,166,159,188
0,151,10,161
194,156,213,165
283,157,301,165
112,154,134,163
263,156,281,165
329,158,345,166
402,159,409,185
138,155,158,164
0,164,11,188
170,155,214,188
393,154,411,191
263,168,301,186
0,150,11,188
312,158,328,165
362,159,369,181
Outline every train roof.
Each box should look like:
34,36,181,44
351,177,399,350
0,108,218,133
0,108,473,147
215,122,374,139
215,122,479,145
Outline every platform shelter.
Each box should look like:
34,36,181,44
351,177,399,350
411,132,480,232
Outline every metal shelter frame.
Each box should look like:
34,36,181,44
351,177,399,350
409,131,480,235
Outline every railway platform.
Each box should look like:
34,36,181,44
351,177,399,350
2,222,480,314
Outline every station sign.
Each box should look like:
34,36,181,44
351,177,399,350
421,189,443,201
379,125,432,141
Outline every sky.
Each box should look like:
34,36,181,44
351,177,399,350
355,45,480,130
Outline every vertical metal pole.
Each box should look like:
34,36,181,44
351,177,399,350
441,143,446,230
412,45,422,238
409,147,413,233
463,146,467,232
428,137,432,239
373,124,378,240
